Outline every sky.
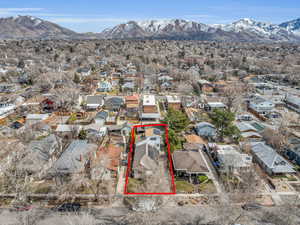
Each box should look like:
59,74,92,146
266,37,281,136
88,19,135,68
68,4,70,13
1,0,300,32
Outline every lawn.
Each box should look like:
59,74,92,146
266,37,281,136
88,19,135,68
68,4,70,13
175,180,194,193
198,180,217,194
127,178,143,193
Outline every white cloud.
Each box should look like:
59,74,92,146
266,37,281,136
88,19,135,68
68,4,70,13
0,8,44,16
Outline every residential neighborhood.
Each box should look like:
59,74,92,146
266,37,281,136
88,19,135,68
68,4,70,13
1,13,300,224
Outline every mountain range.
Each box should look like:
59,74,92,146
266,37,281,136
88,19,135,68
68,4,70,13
1,15,300,42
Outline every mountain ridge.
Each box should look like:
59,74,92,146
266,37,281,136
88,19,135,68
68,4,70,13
1,15,300,42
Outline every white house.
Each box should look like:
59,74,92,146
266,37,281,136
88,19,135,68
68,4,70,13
0,103,16,119
248,95,275,115
26,114,49,126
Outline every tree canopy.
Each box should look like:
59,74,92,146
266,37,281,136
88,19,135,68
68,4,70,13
163,108,189,133
210,109,240,141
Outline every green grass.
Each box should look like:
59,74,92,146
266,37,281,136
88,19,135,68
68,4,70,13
68,113,77,123
175,180,194,193
288,177,297,182
198,175,209,183
272,175,288,179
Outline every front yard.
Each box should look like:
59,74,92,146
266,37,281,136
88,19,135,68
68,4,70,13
175,175,217,194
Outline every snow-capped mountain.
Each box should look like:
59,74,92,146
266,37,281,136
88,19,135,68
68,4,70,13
101,21,150,39
0,15,81,39
213,18,295,41
280,18,300,36
1,15,300,42
100,17,300,42
137,19,210,33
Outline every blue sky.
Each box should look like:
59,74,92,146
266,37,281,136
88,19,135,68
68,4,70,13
1,0,300,32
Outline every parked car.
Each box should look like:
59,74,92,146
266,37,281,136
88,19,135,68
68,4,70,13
52,203,81,212
241,203,262,211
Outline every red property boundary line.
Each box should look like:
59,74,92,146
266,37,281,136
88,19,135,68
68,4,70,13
124,123,176,195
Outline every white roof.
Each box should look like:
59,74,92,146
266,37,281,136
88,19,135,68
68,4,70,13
166,95,181,103
143,95,156,106
56,124,80,132
26,114,49,120
207,102,226,108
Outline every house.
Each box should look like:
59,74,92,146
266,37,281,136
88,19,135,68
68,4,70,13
166,95,181,110
26,114,49,126
49,140,97,177
142,95,157,113
285,95,300,113
237,114,253,121
111,72,121,79
158,75,173,82
18,134,61,176
250,142,295,175
236,122,258,133
136,136,162,151
99,71,107,78
215,145,252,173
125,95,139,119
0,83,17,93
195,122,216,139
240,132,262,141
145,127,162,137
172,149,209,178
40,98,56,112
248,95,275,115
236,122,262,141
205,102,226,111
161,81,172,91
104,97,124,111
84,124,108,139
198,79,214,93
125,95,139,105
86,95,104,110
285,137,300,166
140,95,160,121
0,102,16,119
55,124,81,138
77,67,91,77
122,82,135,92
132,137,160,179
94,111,108,125
97,81,112,92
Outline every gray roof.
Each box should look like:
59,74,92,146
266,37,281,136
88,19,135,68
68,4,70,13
172,150,209,173
122,82,134,89
286,95,300,107
50,140,97,175
140,113,160,119
95,111,108,120
196,122,215,129
236,122,258,133
133,141,159,171
77,67,90,73
18,135,60,173
241,131,262,139
104,97,124,108
251,142,295,174
86,95,104,105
